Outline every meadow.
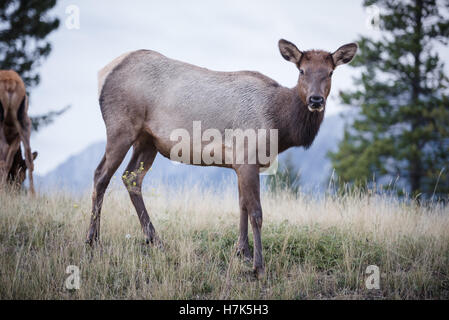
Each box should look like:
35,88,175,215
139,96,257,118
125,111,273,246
0,179,448,300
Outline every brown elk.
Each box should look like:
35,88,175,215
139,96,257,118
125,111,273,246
8,149,38,187
87,39,357,277
0,70,35,195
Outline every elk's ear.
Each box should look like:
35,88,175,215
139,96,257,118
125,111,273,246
32,151,38,160
332,43,358,67
278,39,302,64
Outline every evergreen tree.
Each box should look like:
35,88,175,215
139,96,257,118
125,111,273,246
0,0,59,88
266,156,301,195
329,0,449,198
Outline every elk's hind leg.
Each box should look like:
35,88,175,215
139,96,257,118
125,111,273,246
14,96,35,196
86,137,131,245
122,135,161,246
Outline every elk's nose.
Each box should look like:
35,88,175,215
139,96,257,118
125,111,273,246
309,95,324,106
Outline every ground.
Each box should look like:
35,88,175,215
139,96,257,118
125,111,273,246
0,180,448,299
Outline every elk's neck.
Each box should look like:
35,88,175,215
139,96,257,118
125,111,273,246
274,86,325,153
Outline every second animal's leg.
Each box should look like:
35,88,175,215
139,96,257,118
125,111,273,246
122,135,161,246
86,137,131,245
0,122,6,184
0,137,20,185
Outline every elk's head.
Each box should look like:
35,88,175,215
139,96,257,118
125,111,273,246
9,151,38,186
278,39,357,112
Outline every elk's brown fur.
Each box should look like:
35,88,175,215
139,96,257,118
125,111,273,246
0,70,35,195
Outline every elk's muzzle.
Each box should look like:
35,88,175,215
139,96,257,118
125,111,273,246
308,95,325,112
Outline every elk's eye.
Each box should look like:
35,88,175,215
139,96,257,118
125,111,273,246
299,69,304,75
329,71,333,77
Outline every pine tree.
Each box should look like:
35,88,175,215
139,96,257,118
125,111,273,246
0,0,59,88
329,0,449,198
265,156,301,195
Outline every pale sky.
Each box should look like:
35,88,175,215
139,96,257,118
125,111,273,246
30,0,381,175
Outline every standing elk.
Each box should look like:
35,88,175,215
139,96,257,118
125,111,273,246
87,39,357,277
0,70,35,195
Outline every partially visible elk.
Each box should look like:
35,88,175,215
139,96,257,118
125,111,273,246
8,148,38,187
87,39,357,277
0,70,35,195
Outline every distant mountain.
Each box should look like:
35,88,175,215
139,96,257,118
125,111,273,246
37,114,347,193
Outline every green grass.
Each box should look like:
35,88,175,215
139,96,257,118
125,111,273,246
0,183,448,299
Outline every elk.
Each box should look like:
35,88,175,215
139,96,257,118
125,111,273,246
87,39,357,277
0,70,35,195
8,149,38,187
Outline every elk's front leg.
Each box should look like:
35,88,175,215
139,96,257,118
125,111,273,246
237,185,252,260
235,165,265,278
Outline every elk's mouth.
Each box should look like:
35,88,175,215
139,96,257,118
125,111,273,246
308,105,325,112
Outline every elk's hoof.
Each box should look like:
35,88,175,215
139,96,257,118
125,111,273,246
253,266,265,279
145,236,164,251
85,235,99,247
236,245,252,261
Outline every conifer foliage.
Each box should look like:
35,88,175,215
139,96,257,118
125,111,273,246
329,0,449,198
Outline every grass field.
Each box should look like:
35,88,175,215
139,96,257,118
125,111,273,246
0,180,448,299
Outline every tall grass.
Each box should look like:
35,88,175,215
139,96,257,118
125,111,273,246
0,180,448,299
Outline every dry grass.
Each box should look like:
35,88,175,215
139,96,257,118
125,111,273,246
0,180,448,299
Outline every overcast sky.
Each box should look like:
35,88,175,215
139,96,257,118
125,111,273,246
29,0,383,174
